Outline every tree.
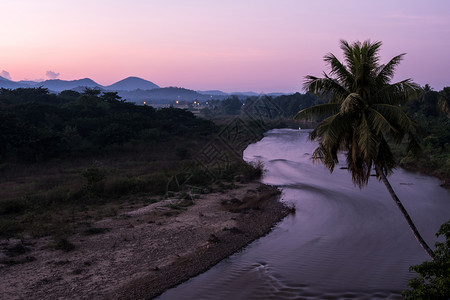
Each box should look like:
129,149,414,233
438,87,450,116
221,96,243,115
295,40,435,259
403,220,450,299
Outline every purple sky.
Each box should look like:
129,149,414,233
1,0,449,92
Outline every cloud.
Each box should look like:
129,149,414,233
46,70,60,79
1,70,12,80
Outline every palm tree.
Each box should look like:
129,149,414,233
295,40,435,260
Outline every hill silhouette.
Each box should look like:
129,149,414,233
105,76,159,91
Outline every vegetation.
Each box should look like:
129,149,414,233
295,39,435,259
403,220,450,299
201,92,320,121
399,85,450,183
0,87,265,240
0,87,215,162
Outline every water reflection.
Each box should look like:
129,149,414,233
159,129,450,300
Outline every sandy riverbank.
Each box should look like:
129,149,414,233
0,182,291,299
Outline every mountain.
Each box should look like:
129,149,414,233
197,90,228,96
0,76,289,100
40,78,101,92
105,76,159,91
117,87,225,104
17,80,41,86
230,91,261,97
0,76,23,89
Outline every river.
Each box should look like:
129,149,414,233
159,128,450,299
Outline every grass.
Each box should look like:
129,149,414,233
0,135,264,240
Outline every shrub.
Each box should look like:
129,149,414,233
403,220,450,299
82,166,106,186
0,198,28,215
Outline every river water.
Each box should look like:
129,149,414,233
159,129,450,299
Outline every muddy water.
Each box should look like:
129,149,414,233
159,129,450,299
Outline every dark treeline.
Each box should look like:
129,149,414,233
201,92,322,118
400,85,450,181
1,85,449,180
201,86,450,181
0,87,216,162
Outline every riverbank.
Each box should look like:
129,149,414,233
0,181,291,299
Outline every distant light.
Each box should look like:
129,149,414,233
143,101,146,105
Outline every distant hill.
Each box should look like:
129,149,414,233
40,78,102,92
230,91,261,97
117,87,223,104
0,76,23,89
0,76,156,93
17,80,41,86
197,90,228,96
0,75,291,101
105,76,159,91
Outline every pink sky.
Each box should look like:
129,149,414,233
1,0,449,92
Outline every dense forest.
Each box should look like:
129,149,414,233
1,85,448,182
0,87,216,162
201,86,450,183
400,85,450,183
0,87,261,239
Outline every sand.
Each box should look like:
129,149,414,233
0,182,291,299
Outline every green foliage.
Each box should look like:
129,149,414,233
297,40,437,259
296,39,421,187
438,87,450,115
220,96,243,115
82,166,106,187
399,85,450,180
403,220,450,299
0,87,217,163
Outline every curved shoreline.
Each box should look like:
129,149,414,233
0,182,291,300
113,184,291,299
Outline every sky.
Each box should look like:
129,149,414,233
1,0,449,93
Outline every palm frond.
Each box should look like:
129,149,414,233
358,113,379,161
340,40,356,72
375,136,396,176
374,80,422,105
340,93,363,114
375,53,405,86
372,103,418,142
318,113,349,147
294,103,340,120
309,113,351,171
303,74,349,100
324,53,353,89
367,107,398,135
363,40,382,67
300,39,421,187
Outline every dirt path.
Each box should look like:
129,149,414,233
0,182,290,299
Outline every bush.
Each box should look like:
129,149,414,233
0,199,28,215
403,220,450,299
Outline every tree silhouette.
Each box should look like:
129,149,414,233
295,40,435,259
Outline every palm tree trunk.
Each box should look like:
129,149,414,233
375,165,435,260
